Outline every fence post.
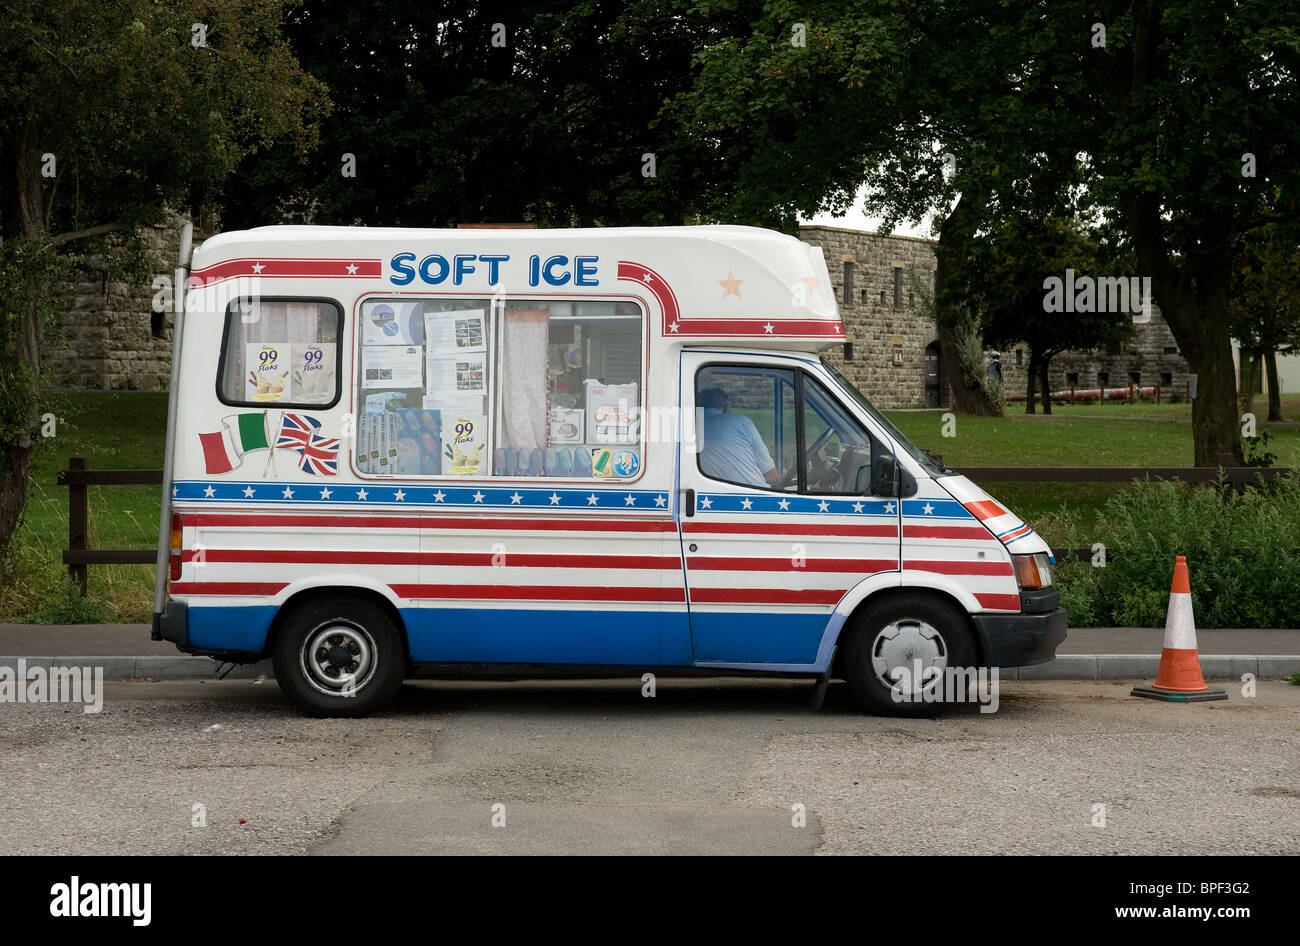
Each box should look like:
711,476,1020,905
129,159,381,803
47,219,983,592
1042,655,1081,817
67,457,88,596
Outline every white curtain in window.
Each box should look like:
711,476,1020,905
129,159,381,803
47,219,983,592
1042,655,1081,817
501,308,549,451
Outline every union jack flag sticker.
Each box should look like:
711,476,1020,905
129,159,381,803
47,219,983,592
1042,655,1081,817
298,435,339,475
275,413,322,451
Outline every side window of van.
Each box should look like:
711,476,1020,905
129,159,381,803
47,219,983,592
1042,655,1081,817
695,365,798,492
801,375,881,495
695,366,885,495
217,298,342,408
355,297,643,478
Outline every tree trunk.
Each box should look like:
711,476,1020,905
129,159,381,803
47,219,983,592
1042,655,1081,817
1024,348,1038,414
1265,349,1282,422
1126,201,1243,466
1039,354,1053,415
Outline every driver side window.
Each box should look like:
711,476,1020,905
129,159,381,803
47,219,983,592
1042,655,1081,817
801,374,885,495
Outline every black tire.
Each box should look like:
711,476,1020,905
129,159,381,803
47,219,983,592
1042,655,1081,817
271,594,407,717
840,594,977,717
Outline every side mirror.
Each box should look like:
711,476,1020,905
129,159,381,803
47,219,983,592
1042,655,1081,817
869,454,897,497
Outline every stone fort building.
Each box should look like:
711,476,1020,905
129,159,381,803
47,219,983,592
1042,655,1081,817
798,225,1193,409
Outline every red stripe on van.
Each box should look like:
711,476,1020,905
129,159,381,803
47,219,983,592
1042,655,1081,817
191,513,676,533
682,522,897,538
169,582,288,596
905,560,1015,576
962,500,1008,520
975,593,1021,611
390,584,685,603
689,557,896,573
689,588,845,605
903,525,995,541
190,257,381,281
184,549,678,570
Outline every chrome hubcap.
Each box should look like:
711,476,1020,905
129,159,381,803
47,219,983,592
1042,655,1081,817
870,619,947,697
301,622,376,696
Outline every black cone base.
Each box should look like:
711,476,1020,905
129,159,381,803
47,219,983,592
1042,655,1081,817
1131,684,1228,702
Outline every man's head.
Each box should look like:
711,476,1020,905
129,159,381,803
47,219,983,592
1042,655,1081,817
698,387,730,412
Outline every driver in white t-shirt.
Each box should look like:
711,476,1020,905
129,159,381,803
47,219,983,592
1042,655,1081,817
698,388,779,488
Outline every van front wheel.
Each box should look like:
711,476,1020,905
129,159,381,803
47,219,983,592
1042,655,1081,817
272,595,406,717
841,595,976,717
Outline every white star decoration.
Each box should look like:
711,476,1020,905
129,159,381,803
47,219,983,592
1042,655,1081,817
320,487,332,499
393,489,406,501
282,486,294,499
549,493,561,505
922,502,935,515
778,498,790,510
699,496,712,509
346,263,359,275
202,485,216,497
740,497,753,510
763,322,774,334
817,499,830,512
251,262,265,274
654,495,666,507
669,321,679,333
472,491,485,503
357,489,369,500
624,495,636,506
510,493,522,504
242,486,255,498
587,494,599,505
852,502,864,513
433,490,445,502
885,502,896,514
172,486,178,497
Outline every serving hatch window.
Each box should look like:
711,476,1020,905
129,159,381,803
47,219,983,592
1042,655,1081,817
355,297,643,478
217,299,342,408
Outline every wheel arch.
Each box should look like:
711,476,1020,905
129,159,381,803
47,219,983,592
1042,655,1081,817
829,585,984,677
263,584,412,664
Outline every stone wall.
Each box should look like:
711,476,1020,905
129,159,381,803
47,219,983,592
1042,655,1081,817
998,311,1193,404
52,213,195,392
798,224,1194,409
798,226,941,410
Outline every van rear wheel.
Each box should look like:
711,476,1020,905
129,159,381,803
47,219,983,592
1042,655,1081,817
272,595,406,717
841,594,976,717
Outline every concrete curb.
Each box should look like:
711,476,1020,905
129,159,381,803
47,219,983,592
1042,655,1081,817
1,654,1296,682
0,656,273,680
1007,654,1300,680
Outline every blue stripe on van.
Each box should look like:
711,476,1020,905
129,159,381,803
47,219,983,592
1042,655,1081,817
183,604,829,669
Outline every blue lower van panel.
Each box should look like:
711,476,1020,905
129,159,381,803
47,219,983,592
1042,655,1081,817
689,612,827,664
413,608,672,665
187,606,278,653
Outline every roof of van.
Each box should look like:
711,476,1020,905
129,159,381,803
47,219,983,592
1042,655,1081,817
191,224,844,347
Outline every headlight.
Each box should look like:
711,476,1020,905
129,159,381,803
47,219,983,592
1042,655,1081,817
1012,553,1054,590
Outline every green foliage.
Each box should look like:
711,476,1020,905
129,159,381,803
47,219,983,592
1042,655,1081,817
1242,430,1278,468
1050,476,1300,628
16,576,112,625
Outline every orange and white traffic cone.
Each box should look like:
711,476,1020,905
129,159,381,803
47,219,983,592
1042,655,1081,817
1132,556,1227,702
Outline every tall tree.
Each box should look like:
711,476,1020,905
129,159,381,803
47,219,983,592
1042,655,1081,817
1231,220,1300,421
0,0,324,570
219,1,731,229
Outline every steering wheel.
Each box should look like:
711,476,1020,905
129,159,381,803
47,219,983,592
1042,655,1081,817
775,428,838,490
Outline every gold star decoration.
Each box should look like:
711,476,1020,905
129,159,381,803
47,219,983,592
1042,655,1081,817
718,270,743,299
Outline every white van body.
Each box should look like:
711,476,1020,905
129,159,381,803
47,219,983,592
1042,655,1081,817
154,225,1065,716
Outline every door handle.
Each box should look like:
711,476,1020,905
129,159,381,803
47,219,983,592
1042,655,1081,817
683,488,695,517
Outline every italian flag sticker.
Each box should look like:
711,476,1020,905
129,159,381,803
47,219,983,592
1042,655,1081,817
199,413,272,474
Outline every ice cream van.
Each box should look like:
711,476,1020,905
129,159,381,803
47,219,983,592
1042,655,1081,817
152,224,1066,717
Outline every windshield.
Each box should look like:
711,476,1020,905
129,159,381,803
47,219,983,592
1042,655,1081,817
822,361,952,477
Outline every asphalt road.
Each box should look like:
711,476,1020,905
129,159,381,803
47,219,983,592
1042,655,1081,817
1,677,1297,855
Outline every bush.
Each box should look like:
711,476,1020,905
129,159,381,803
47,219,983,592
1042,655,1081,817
16,575,112,625
1046,474,1300,628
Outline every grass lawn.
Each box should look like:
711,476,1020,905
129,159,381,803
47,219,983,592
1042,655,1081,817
1,391,1296,622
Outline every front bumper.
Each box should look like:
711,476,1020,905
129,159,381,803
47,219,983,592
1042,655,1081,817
971,607,1068,667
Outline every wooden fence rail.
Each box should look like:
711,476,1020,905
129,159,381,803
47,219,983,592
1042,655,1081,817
56,458,1295,593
